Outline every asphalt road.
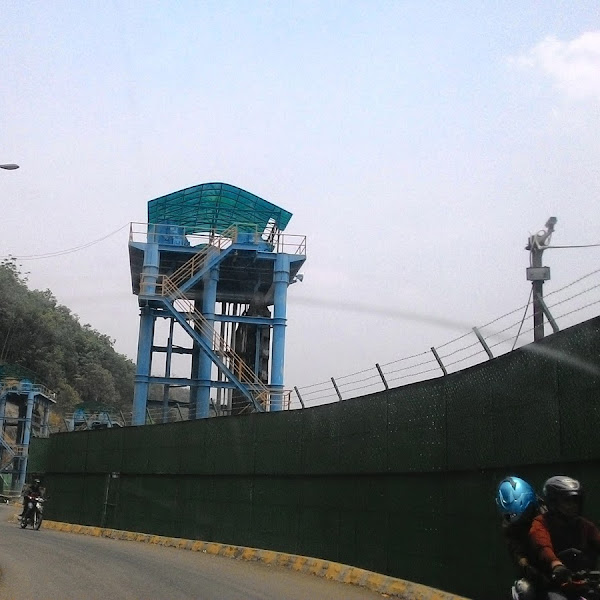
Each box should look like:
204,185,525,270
0,505,383,600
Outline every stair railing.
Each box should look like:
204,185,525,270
161,276,272,410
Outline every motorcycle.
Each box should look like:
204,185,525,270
509,549,600,600
555,569,600,600
19,494,45,530
551,549,600,600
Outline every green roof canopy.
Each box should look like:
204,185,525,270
147,182,293,234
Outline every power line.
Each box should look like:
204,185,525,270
2,223,129,261
547,243,600,249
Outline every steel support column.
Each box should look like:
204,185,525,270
41,402,50,437
196,266,218,418
162,319,175,423
270,254,290,411
133,307,156,425
17,390,35,488
0,394,5,434
132,239,159,425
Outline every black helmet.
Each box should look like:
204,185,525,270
543,476,583,515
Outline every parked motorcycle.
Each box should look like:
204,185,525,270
19,494,45,530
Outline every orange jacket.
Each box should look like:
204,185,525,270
529,512,600,572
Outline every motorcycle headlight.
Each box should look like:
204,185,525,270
27,502,33,509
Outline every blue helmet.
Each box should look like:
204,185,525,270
496,476,538,524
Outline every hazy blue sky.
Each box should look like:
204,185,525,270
2,2,599,402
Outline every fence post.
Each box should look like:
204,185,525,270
146,407,154,425
375,363,389,389
430,347,447,376
472,327,494,359
294,386,305,408
331,377,343,401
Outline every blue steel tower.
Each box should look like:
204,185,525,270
128,183,306,425
0,369,54,494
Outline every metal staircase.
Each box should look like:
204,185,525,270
166,224,238,293
0,439,26,474
144,226,276,413
158,276,271,412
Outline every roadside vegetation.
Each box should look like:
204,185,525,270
0,259,135,415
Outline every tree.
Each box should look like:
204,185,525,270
0,260,135,414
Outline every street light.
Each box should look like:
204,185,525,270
0,164,19,170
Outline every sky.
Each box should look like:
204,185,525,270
1,2,600,407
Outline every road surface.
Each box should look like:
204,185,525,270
0,505,383,600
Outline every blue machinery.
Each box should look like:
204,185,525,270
0,377,54,494
129,183,306,425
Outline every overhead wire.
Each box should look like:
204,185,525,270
547,243,600,249
2,223,130,261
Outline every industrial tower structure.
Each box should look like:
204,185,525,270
129,183,306,425
0,368,54,495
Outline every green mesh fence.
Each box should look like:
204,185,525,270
32,316,600,600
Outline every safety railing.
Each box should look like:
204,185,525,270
129,222,306,256
167,224,239,290
271,233,306,255
50,392,294,431
160,276,283,412
0,439,27,473
0,379,56,401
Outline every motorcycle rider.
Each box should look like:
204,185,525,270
529,476,600,595
496,476,547,600
18,478,42,519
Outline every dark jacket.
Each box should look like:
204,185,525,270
24,483,42,497
503,517,534,568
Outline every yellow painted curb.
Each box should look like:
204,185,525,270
41,520,471,600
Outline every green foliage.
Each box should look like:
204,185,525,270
0,258,135,414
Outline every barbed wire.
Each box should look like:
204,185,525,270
385,365,443,384
437,338,481,360
384,356,437,375
51,268,600,418
546,267,600,297
293,267,600,404
379,349,430,367
552,298,600,322
443,347,488,369
336,371,383,389
545,283,600,310
332,379,386,397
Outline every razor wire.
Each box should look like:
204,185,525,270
51,268,600,419
293,267,600,405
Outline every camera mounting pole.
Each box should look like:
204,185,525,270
526,217,557,342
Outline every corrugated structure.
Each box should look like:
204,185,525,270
29,316,600,600
147,182,293,234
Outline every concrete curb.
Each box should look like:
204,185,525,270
40,520,470,600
